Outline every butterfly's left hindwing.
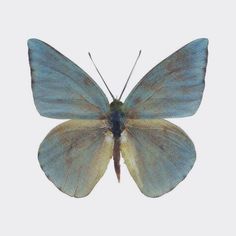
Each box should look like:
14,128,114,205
38,120,113,198
120,119,196,197
28,39,109,119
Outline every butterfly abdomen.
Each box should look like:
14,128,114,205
113,137,121,182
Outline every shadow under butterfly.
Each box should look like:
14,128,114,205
28,38,208,198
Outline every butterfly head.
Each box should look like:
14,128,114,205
110,99,124,112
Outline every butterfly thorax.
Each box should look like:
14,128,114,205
109,100,125,138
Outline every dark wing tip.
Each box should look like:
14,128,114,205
27,38,37,47
199,38,209,47
27,38,45,49
192,38,209,48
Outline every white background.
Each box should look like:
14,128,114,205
1,0,235,235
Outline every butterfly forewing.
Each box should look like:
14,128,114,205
38,120,113,197
28,39,109,119
120,119,196,197
123,38,208,119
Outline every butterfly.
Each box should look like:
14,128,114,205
28,38,208,198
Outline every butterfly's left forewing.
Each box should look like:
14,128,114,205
38,120,113,197
120,119,196,197
28,39,109,119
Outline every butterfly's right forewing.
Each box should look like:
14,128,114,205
124,38,208,119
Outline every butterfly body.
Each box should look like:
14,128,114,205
28,38,208,198
108,99,125,181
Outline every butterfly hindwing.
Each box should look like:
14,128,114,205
123,38,208,119
38,120,113,197
120,119,196,197
28,39,109,119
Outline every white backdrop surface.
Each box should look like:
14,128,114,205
0,0,235,235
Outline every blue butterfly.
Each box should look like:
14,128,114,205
28,38,208,197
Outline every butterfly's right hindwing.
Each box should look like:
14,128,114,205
28,39,109,119
120,119,196,198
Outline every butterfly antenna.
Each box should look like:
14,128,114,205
88,52,115,100
118,50,142,100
